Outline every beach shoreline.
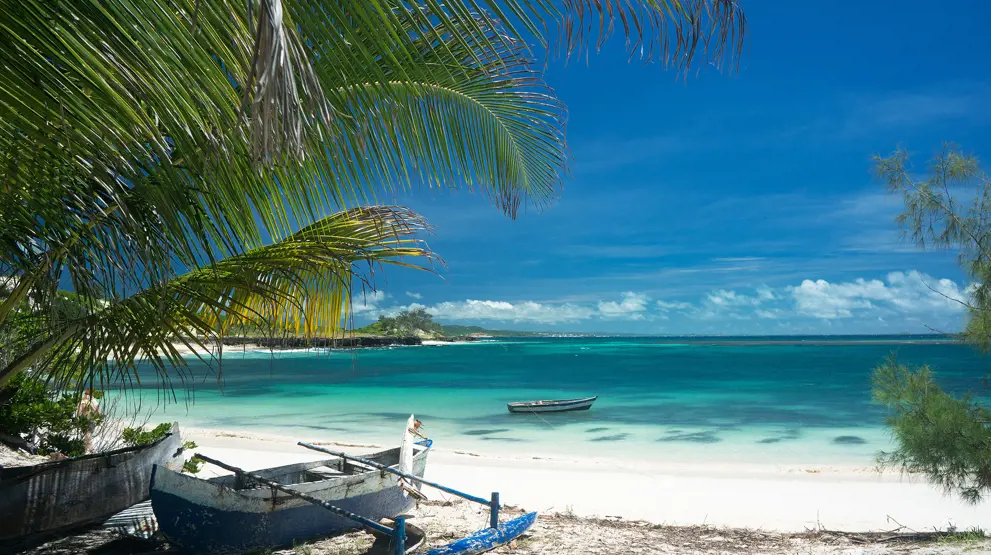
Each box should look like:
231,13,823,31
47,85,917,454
13,423,989,555
180,425,988,534
164,334,963,358
162,337,481,359
124,338,991,535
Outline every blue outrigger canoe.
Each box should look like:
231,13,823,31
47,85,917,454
421,511,537,555
296,443,537,555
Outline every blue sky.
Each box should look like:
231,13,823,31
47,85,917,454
352,0,991,334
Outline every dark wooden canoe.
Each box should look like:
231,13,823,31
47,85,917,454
0,423,183,544
507,396,597,413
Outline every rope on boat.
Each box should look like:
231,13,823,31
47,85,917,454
193,453,395,536
525,405,554,428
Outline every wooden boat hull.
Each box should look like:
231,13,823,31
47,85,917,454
0,423,182,543
151,445,429,554
424,512,537,555
507,396,597,413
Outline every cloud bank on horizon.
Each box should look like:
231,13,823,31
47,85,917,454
353,271,972,335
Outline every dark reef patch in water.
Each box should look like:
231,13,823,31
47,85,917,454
590,433,629,442
832,435,867,445
756,428,802,444
585,427,609,433
658,431,720,444
463,428,510,436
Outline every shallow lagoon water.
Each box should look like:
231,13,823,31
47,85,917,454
123,337,990,465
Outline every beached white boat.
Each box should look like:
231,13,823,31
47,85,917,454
507,396,597,413
150,429,430,553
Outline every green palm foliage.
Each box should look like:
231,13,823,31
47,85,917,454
0,0,745,389
1,207,436,388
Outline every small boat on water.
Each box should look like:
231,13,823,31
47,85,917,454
507,395,598,413
150,426,431,554
0,423,183,544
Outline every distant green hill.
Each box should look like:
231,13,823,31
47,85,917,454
353,320,391,335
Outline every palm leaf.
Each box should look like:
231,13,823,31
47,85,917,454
1,4,565,325
0,206,436,389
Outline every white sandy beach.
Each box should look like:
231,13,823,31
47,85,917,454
183,426,990,534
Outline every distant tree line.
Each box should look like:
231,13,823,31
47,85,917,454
373,308,442,337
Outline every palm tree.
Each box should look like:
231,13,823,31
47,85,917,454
0,1,745,390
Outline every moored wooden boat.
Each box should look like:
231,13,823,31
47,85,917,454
0,422,183,544
507,395,597,413
150,442,431,554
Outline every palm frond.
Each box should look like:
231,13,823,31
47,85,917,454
0,2,567,324
1,0,745,245
0,207,436,390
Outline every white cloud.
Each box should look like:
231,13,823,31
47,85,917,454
368,292,655,324
352,290,387,313
354,271,970,333
884,271,969,312
598,292,650,320
789,279,876,318
789,271,969,319
378,302,425,318
656,300,694,311
647,271,968,330
693,288,776,322
405,291,422,300
706,289,766,307
424,299,595,324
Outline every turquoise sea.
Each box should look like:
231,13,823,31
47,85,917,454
129,336,990,465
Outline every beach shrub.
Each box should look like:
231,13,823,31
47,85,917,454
873,357,991,503
121,422,173,446
121,426,203,473
180,441,203,474
0,374,101,457
182,456,204,474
